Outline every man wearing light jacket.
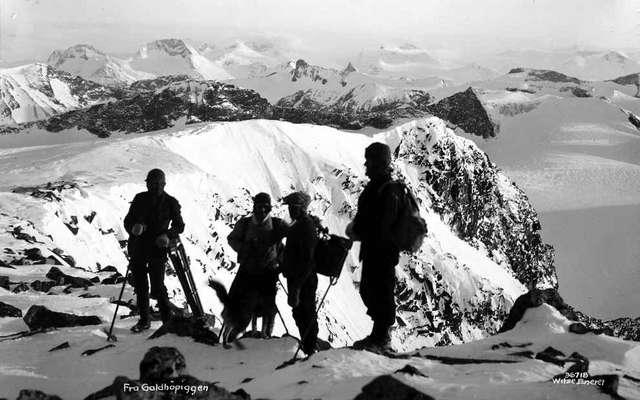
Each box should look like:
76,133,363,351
281,191,320,355
124,168,185,333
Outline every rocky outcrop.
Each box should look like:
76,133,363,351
46,266,94,288
15,389,63,400
85,347,249,400
0,301,22,317
426,87,498,138
23,305,101,330
395,120,556,289
354,375,434,400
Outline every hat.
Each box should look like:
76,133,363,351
253,192,271,205
146,168,166,181
364,142,391,166
282,191,311,208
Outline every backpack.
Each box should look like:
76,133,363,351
379,181,427,253
312,217,352,280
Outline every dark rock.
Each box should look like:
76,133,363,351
604,316,640,341
30,280,57,292
566,352,589,374
535,347,566,367
23,305,101,330
0,275,9,290
231,389,251,400
240,377,253,383
0,301,22,317
0,259,15,269
499,289,577,333
148,315,219,345
426,87,498,138
23,248,45,261
509,350,535,358
12,283,30,293
84,211,97,223
354,375,434,400
101,273,125,285
139,346,186,382
15,389,62,400
90,276,100,283
590,375,622,398
46,266,93,288
569,322,590,334
99,265,118,273
49,342,70,352
394,364,427,377
79,293,100,298
420,354,518,365
52,248,64,256
629,112,640,131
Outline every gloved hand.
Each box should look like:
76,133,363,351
288,288,300,308
155,233,170,248
132,223,146,236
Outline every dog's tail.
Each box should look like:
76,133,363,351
207,279,229,305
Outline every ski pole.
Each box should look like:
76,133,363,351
106,264,130,342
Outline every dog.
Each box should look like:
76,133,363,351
207,278,245,347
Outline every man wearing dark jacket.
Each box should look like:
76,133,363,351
347,142,401,351
281,191,319,355
225,193,289,338
124,168,185,333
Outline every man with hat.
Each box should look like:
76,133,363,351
347,142,401,351
225,192,290,339
281,191,320,355
124,168,185,333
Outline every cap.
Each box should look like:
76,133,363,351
253,192,271,205
282,191,311,208
364,142,391,166
146,168,166,182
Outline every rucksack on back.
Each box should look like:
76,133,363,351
311,217,352,280
380,181,427,253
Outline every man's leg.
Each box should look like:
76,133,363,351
292,274,318,355
130,256,151,331
148,255,172,324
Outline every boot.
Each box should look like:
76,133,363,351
130,319,151,333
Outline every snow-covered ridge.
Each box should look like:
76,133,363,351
0,117,555,352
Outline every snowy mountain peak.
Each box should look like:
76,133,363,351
47,44,107,67
137,38,195,59
342,62,357,75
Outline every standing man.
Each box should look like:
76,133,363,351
281,191,320,355
225,193,289,339
124,168,185,333
347,143,401,351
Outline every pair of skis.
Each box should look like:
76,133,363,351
167,238,204,320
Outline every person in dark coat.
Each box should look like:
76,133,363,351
124,168,185,333
225,193,289,338
347,142,401,350
281,191,320,355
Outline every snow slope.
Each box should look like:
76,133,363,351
0,64,117,126
0,300,638,399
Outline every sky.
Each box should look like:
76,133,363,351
0,0,638,64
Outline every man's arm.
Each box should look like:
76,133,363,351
123,194,142,235
167,199,185,239
227,218,247,254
